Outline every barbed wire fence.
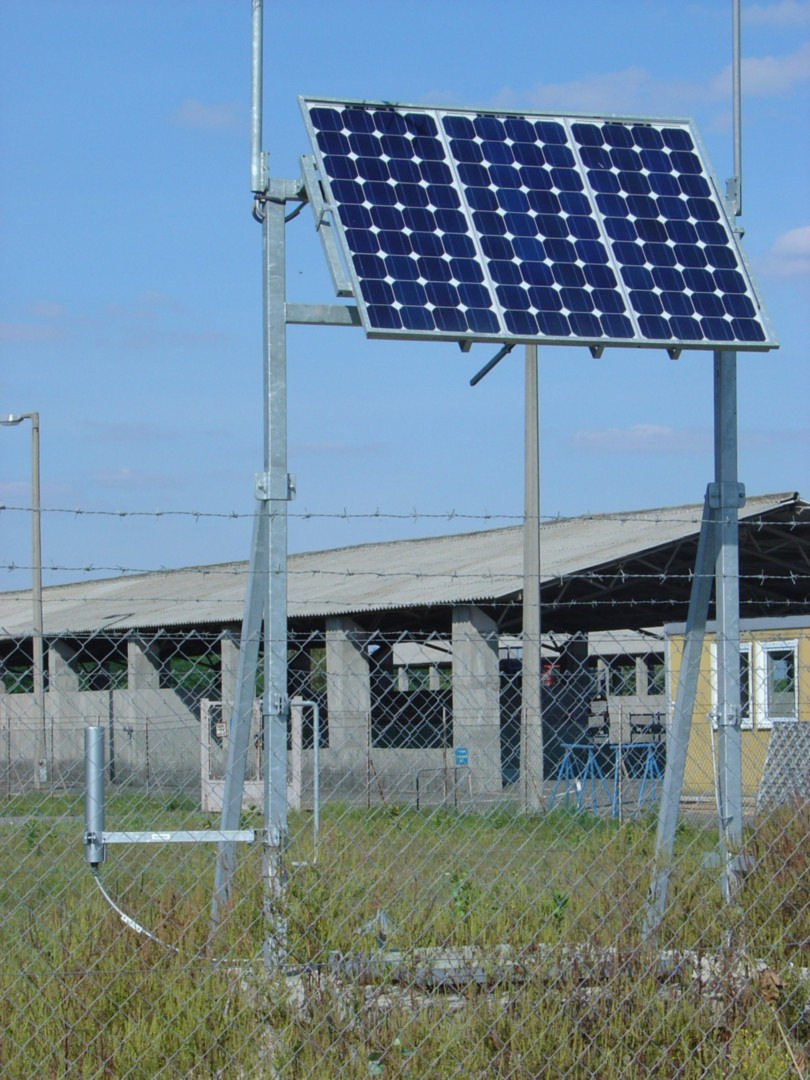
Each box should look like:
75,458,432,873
0,504,807,1078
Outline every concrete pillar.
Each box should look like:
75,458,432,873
325,616,370,795
220,632,240,706
127,636,161,691
452,605,502,796
48,640,80,691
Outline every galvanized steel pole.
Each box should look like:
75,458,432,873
731,0,742,217
84,726,107,866
713,350,744,901
521,345,543,811
250,0,264,195
261,180,291,968
1,411,45,786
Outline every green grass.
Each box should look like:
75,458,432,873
0,792,806,1077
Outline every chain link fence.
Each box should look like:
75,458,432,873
0,521,807,1077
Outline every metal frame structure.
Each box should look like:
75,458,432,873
198,0,768,960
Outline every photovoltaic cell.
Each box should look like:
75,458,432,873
300,98,776,351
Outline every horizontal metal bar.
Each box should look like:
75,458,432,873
285,303,361,327
103,830,256,845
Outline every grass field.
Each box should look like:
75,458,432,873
0,791,807,1077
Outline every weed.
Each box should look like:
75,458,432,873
0,793,806,1076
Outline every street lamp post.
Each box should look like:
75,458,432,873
1,413,46,786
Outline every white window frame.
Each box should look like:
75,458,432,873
711,638,798,730
754,639,798,728
709,641,752,729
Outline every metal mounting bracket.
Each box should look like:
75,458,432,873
255,470,296,501
707,481,746,509
300,155,354,297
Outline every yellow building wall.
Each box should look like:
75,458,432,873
666,628,809,800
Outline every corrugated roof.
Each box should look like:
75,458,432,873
0,492,803,637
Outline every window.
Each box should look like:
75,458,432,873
645,654,666,696
758,642,797,724
739,647,752,725
710,639,797,730
607,655,637,697
370,654,451,749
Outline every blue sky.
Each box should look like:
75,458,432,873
1,0,808,588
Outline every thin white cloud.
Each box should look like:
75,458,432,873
28,302,66,320
754,225,810,275
494,68,698,117
744,0,810,27
86,421,180,447
570,425,712,455
571,425,804,455
94,467,189,491
293,441,385,457
711,41,810,97
105,292,186,321
98,292,223,350
0,481,30,497
169,98,243,132
0,322,64,343
495,41,809,117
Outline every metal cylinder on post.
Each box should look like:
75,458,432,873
84,725,106,866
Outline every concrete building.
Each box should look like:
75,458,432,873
0,492,805,806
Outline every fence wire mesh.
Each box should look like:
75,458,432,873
0,509,807,1078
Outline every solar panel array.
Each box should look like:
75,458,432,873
300,98,775,351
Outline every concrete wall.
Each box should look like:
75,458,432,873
0,687,200,791
1,613,516,805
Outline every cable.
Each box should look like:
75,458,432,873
92,868,178,954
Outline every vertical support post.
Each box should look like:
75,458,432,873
288,699,303,810
646,349,745,935
261,185,290,969
521,344,543,810
713,349,744,900
211,506,267,929
645,492,717,939
30,412,46,787
312,701,320,851
84,725,106,866
290,698,320,855
0,412,46,786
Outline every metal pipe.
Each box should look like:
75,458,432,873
312,701,320,849
211,506,267,929
261,185,290,970
291,698,320,853
521,345,543,810
732,0,742,216
1,412,45,786
84,726,106,866
469,343,513,387
250,0,264,193
30,412,45,785
644,492,717,940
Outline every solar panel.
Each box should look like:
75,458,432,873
300,98,776,352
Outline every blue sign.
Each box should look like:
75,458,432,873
454,746,469,767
